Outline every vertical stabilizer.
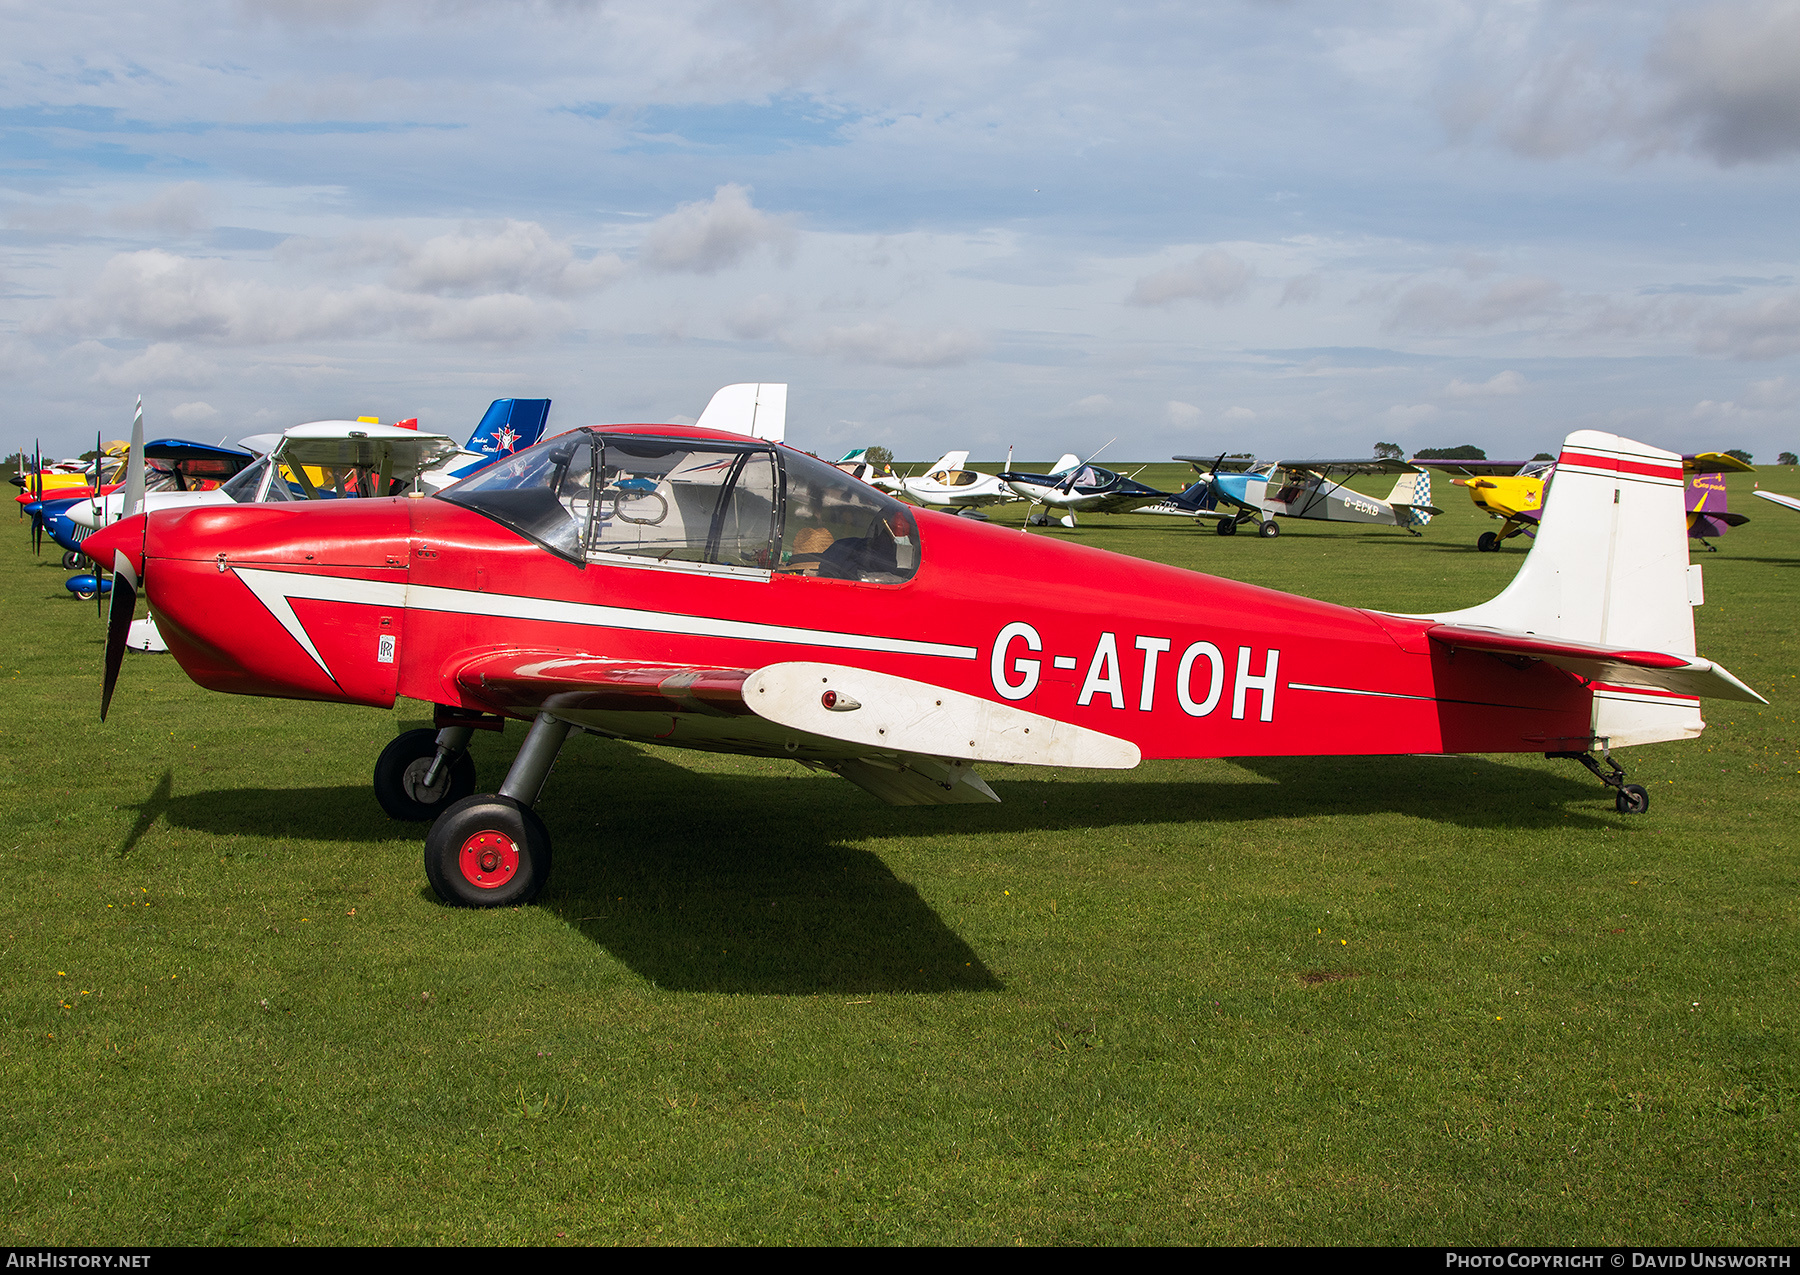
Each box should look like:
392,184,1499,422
1423,431,1700,745
696,383,788,442
466,399,551,460
1386,470,1434,527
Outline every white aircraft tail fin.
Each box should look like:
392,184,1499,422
925,450,970,474
1385,470,1435,526
696,383,787,442
1052,453,1080,474
1423,431,1756,744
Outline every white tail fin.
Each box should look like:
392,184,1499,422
1385,470,1434,526
926,450,970,475
1426,431,1712,745
1052,453,1080,474
696,383,787,442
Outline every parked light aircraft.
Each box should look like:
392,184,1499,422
1753,489,1800,514
880,451,1021,514
997,453,1173,527
86,421,1761,909
1416,453,1753,552
1168,455,1439,538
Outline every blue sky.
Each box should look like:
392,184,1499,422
4,0,1799,463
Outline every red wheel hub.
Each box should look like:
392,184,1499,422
459,829,519,889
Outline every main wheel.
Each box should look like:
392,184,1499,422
1477,531,1500,553
61,550,84,570
424,795,552,907
1615,784,1650,815
1258,520,1281,539
374,728,476,821
1216,518,1238,536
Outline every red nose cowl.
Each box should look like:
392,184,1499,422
81,513,148,578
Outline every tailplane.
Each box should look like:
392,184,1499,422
696,383,787,442
1416,431,1762,744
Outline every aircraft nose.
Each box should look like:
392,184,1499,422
81,513,147,578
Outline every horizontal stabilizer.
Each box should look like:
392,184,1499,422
1427,624,1766,704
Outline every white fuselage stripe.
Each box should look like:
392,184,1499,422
1286,681,1435,702
231,568,980,672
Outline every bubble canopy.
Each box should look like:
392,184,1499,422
439,427,919,584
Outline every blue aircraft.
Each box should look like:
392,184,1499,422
1148,453,1440,538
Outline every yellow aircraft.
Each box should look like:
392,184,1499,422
1415,452,1753,552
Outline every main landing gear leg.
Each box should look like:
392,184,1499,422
1548,746,1650,815
424,712,573,907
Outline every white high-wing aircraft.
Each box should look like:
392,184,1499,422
876,450,1022,514
1753,489,1800,514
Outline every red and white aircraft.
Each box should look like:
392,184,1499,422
84,424,1762,908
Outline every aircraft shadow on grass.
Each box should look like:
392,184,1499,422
123,736,1627,995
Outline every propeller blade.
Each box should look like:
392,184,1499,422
122,397,146,519
100,550,138,721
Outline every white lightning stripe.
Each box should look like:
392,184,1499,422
1286,681,1435,702
232,568,979,680
234,569,405,681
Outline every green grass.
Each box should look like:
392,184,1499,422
2,472,1795,1244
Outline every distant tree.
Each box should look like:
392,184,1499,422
1226,452,1255,459
1726,448,1753,464
864,446,893,466
1532,452,1554,461
1414,444,1488,461
1779,452,1798,466
1373,441,1404,459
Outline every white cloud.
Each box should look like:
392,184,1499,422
1389,277,1561,332
1744,375,1799,408
1165,400,1202,425
94,342,220,388
45,251,571,346
1445,370,1525,397
1126,250,1254,307
638,184,797,275
1067,394,1112,415
1383,403,1439,429
789,321,990,367
109,183,215,238
169,400,220,424
1222,406,1256,422
388,220,624,296
723,293,792,340
1439,0,1800,165
1279,274,1321,306
1698,291,1800,359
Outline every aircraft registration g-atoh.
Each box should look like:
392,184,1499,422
84,420,1764,909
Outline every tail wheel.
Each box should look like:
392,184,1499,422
374,728,476,821
1615,784,1650,815
424,795,552,907
1477,531,1500,553
1257,520,1280,538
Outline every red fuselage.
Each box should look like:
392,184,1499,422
103,425,1598,761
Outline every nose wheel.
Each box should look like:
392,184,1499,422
374,727,477,821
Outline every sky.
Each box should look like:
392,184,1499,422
4,0,1800,463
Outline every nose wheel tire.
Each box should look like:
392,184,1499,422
374,728,477,821
1615,784,1650,815
1477,531,1501,553
1215,518,1238,536
61,550,84,570
424,795,552,908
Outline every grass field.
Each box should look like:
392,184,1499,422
2,465,1796,1245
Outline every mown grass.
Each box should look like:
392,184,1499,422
0,468,1794,1245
